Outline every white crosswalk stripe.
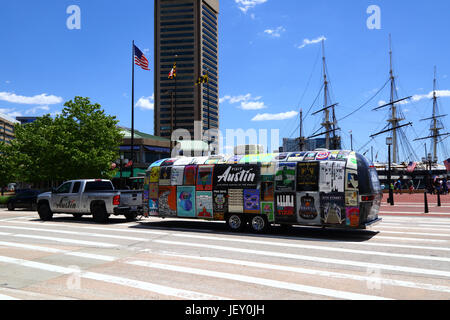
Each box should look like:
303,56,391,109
153,239,450,278
127,260,392,300
168,233,450,262
0,212,449,299
0,225,148,242
0,255,227,300
0,293,19,300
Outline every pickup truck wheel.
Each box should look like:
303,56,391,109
7,202,14,211
92,205,109,224
38,202,53,221
124,212,138,221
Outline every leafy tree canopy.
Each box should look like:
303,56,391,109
10,96,123,183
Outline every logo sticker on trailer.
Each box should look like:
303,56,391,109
297,192,321,224
296,162,319,192
275,193,297,223
196,191,213,219
244,189,261,214
177,186,196,218
214,164,260,188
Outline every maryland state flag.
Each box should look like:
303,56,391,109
196,73,209,85
168,63,176,79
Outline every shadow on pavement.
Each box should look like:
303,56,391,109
131,219,379,243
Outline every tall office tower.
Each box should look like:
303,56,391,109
154,0,219,142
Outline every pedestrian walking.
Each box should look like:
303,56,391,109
395,180,402,194
408,180,414,194
434,179,441,195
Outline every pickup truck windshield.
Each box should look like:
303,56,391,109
84,181,114,192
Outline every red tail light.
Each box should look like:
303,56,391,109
361,195,375,202
113,195,120,205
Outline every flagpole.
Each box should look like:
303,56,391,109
131,40,135,186
174,54,178,138
207,68,210,154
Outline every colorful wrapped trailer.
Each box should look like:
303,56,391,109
142,150,382,233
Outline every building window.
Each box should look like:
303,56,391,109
160,32,194,39
160,15,194,21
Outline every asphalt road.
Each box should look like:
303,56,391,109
0,206,449,300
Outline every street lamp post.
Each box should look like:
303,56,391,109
422,156,429,213
386,137,394,206
349,130,353,151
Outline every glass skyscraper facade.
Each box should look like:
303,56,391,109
154,0,219,140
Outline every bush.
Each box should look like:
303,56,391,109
0,196,13,204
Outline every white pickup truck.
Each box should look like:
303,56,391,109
37,179,143,223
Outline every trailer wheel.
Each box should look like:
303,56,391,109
250,215,269,233
37,202,53,221
226,214,246,232
92,205,109,224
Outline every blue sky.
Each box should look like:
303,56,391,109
0,0,449,162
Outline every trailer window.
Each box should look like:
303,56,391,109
369,168,381,193
356,153,372,194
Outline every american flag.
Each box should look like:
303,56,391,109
406,161,417,173
134,45,150,71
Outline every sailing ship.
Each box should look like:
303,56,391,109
292,35,448,188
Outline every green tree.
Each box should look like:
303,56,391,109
12,97,123,184
0,142,17,194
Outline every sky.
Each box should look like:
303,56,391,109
0,0,449,162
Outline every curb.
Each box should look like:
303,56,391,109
379,213,450,218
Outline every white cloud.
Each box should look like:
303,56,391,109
378,90,450,107
240,101,267,110
264,26,286,38
220,93,261,104
235,0,268,13
5,81,10,84
252,111,298,121
0,92,63,105
297,36,327,49
135,94,154,110
25,105,50,115
0,108,22,119
410,90,450,102
220,93,266,110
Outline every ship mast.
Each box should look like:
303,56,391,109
308,40,340,149
298,109,306,151
414,66,450,162
371,35,412,163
